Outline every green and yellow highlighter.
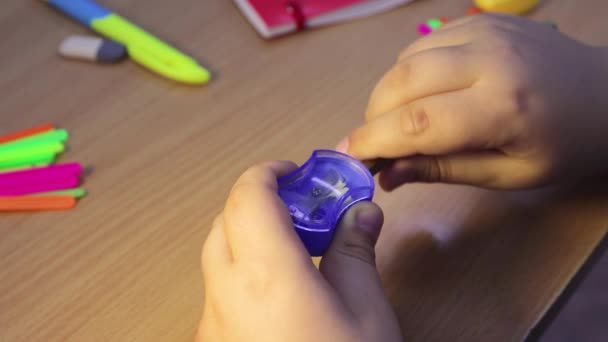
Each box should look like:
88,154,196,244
41,0,211,85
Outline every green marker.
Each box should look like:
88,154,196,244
0,155,56,171
427,18,443,30
0,156,55,172
36,188,87,198
0,129,68,154
0,143,64,165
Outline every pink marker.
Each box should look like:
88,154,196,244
0,176,80,196
0,163,82,189
418,23,432,36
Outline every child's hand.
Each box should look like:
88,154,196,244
197,161,401,342
338,14,608,189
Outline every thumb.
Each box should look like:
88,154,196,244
320,201,395,321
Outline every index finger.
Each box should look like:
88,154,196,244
350,90,513,160
366,45,479,121
222,161,311,265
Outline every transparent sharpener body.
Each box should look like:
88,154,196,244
278,150,375,256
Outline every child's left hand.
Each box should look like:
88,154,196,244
197,161,401,342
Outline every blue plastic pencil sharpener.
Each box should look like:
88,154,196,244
278,150,375,256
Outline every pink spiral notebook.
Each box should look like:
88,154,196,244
233,0,414,38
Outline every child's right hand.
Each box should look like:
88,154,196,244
338,14,608,190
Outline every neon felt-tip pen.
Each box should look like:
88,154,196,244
41,0,211,85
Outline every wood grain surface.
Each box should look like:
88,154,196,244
1,0,607,341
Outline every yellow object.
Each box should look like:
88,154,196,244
92,15,211,85
474,0,540,15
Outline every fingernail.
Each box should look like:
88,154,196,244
404,108,429,134
335,136,350,154
355,206,381,237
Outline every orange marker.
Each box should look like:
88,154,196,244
467,7,483,15
0,195,76,211
0,124,55,144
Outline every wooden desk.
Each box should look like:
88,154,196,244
1,0,606,340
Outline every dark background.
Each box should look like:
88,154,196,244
537,236,608,342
